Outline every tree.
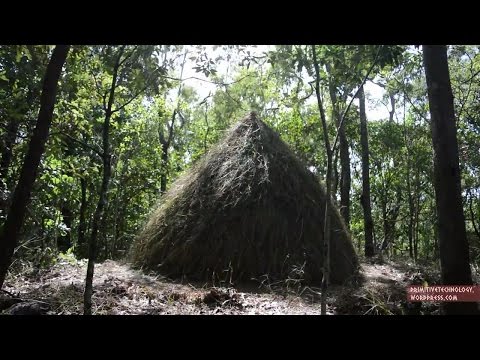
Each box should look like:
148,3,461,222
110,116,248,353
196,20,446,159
0,45,70,289
158,50,188,194
83,46,125,315
423,45,479,315
312,45,333,315
83,45,167,314
311,45,382,314
358,85,374,257
326,62,351,228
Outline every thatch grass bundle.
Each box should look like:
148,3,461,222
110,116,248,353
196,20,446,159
131,112,359,285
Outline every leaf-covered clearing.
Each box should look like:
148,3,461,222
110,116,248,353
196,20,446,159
1,258,453,315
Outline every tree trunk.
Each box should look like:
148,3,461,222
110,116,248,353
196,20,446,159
433,204,440,260
333,156,339,202
413,178,421,262
158,52,187,195
381,198,388,251
326,64,350,228
160,143,168,194
203,101,209,152
389,93,395,122
77,177,87,257
158,110,176,196
83,46,124,315
338,128,351,227
112,155,130,258
408,199,414,258
0,45,70,289
404,119,415,259
312,46,332,316
100,206,109,260
423,45,478,315
358,86,374,257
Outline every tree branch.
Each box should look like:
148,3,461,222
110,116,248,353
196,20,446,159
166,110,176,148
456,52,476,120
332,46,382,153
50,131,102,158
396,80,429,121
111,84,149,114
118,45,138,67
299,81,315,103
162,73,254,87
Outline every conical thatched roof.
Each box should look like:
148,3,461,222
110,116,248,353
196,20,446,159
131,112,358,285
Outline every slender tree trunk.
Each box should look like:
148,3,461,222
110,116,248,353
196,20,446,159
101,207,109,260
333,156,339,202
0,45,70,289
203,101,209,152
413,178,421,262
381,199,388,251
83,139,111,314
404,121,415,259
86,180,96,236
77,177,87,257
112,155,130,258
433,204,440,260
423,45,478,315
83,46,124,315
158,111,177,195
112,177,121,258
358,86,374,257
408,198,416,259
326,64,350,228
413,229,418,261
158,51,187,195
389,93,395,122
338,130,351,227
312,46,332,316
382,210,389,253
160,143,168,194
357,231,362,253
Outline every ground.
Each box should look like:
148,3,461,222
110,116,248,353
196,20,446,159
0,257,450,315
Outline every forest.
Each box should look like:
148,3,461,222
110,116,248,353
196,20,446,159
0,44,479,315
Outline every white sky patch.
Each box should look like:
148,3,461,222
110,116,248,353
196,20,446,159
364,81,391,121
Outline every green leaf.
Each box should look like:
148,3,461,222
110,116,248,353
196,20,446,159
25,47,33,61
16,48,23,62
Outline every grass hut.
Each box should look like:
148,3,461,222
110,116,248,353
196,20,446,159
131,112,359,285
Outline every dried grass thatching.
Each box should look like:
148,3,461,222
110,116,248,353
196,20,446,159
130,112,359,285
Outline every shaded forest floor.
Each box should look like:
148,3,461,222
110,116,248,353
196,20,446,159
0,256,461,315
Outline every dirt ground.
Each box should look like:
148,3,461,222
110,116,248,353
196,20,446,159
0,257,447,315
